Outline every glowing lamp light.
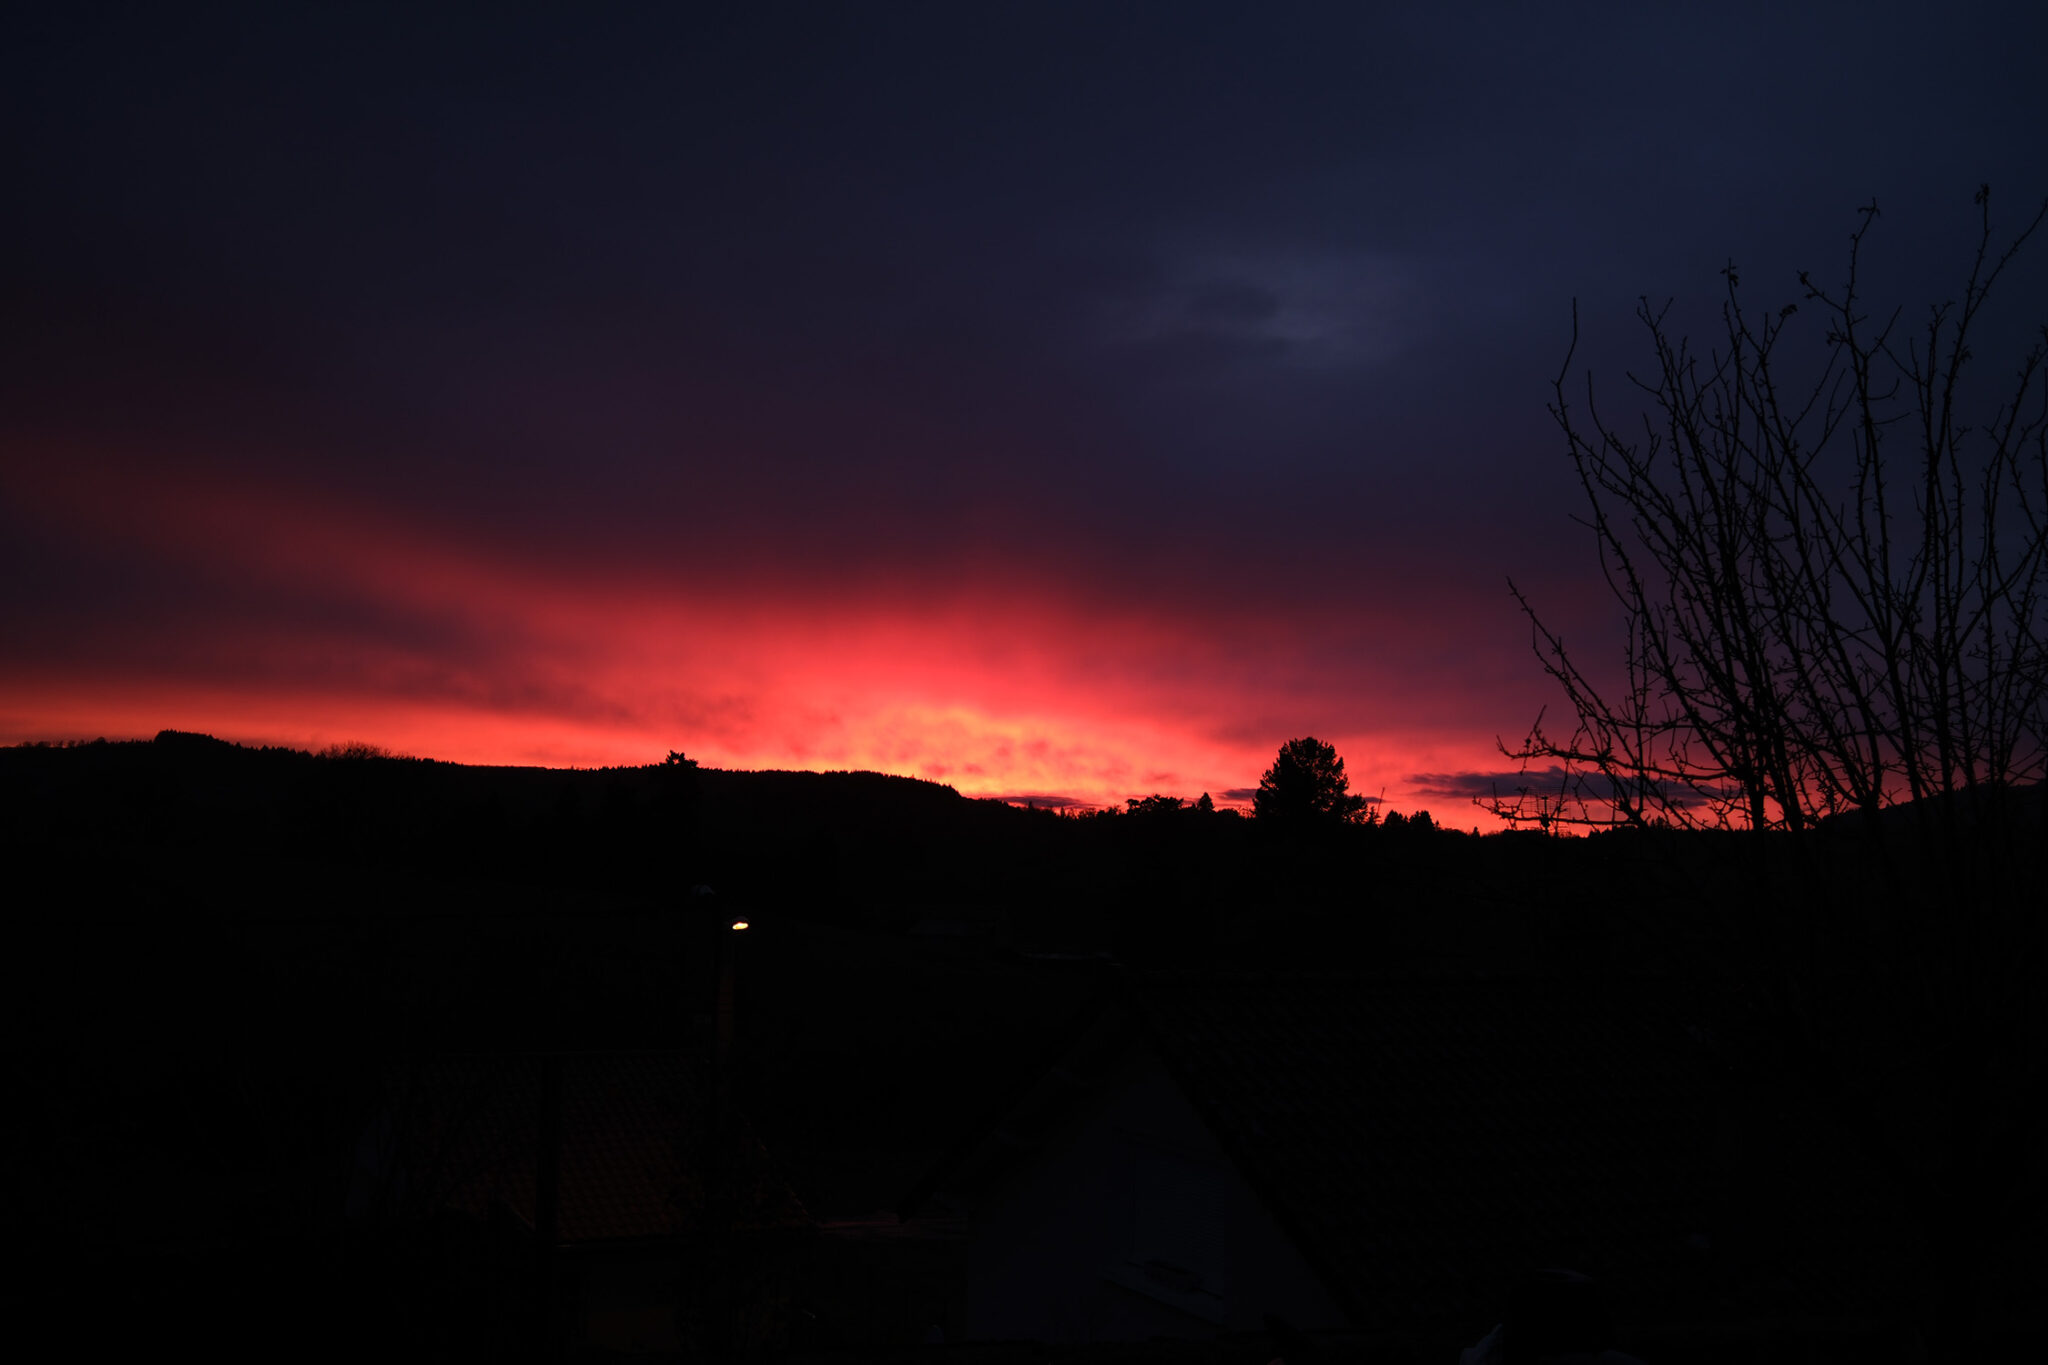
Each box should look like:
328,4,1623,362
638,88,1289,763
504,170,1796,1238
730,920,750,931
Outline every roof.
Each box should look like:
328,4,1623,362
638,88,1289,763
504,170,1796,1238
371,1051,810,1244
912,970,1906,1336
1134,973,1728,1331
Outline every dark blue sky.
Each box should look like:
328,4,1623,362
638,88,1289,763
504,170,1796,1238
5,2,2046,810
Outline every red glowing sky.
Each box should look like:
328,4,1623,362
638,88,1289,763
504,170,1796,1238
3,453,1562,823
7,8,2038,826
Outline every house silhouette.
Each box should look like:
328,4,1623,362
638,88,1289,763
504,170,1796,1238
349,1050,811,1356
898,971,1907,1355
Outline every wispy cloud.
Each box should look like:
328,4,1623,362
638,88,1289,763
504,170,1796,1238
1406,767,1578,802
988,792,1094,811
1096,247,1428,372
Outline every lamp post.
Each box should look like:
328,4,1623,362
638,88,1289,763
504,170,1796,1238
712,915,747,1159
534,1051,563,1360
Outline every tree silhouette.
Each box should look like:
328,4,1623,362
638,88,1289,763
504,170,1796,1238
1495,191,2048,1364
1254,737,1369,827
1125,794,1186,816
1493,190,2048,840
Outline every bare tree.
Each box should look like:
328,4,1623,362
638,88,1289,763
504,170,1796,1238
1494,190,2048,1360
1495,189,2048,855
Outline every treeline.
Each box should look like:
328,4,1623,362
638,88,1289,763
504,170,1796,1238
1074,790,1451,834
1,731,1473,930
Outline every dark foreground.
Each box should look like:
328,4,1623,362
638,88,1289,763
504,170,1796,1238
2,733,2039,1361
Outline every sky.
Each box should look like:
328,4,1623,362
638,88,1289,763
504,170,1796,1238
5,2,2047,821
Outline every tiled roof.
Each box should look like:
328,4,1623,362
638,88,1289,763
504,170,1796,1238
382,1051,809,1244
1129,971,1880,1333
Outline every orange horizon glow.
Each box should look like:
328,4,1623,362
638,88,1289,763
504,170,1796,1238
2,457,1555,830
0,676,1526,824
